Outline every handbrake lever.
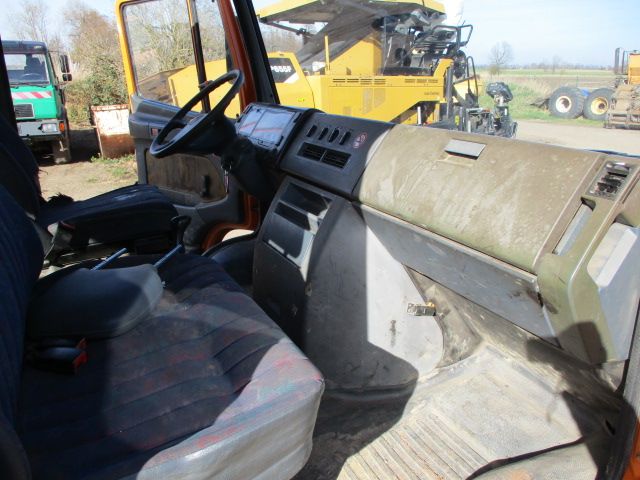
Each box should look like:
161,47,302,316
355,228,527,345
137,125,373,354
90,216,191,272
154,215,191,269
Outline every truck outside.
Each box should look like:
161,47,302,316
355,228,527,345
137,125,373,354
3,40,72,163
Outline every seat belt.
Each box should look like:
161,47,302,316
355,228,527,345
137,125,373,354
45,221,76,265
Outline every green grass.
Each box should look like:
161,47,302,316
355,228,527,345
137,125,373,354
90,153,138,181
479,82,603,126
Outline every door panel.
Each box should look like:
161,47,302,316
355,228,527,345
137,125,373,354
145,152,226,206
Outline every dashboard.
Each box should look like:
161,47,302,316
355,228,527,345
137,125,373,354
236,103,391,197
240,101,640,365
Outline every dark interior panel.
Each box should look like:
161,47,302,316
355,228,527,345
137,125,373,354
279,112,391,196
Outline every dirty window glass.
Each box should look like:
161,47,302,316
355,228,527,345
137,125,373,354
123,0,197,105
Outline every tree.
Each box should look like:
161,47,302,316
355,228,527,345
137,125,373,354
10,0,63,51
488,41,514,75
551,55,564,74
125,0,195,79
64,2,127,121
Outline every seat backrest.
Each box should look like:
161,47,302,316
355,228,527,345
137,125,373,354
0,114,43,216
0,186,43,478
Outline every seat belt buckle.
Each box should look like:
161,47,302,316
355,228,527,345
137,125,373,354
26,338,88,374
45,221,76,264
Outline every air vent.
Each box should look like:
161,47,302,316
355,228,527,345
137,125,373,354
321,150,350,169
299,142,351,169
589,162,633,199
14,103,34,119
299,142,324,161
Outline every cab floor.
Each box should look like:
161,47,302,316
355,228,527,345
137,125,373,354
295,346,612,480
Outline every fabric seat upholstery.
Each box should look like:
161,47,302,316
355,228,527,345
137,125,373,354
0,114,177,250
0,187,324,479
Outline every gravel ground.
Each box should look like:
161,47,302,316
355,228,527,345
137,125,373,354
516,120,640,156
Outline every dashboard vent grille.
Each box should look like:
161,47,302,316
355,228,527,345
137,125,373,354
299,142,324,161
589,162,633,199
14,103,34,119
322,150,350,168
299,142,350,169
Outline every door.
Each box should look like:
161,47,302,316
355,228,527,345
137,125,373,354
117,0,258,250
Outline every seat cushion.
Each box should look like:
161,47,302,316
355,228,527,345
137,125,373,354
27,265,164,339
36,185,178,248
17,254,324,480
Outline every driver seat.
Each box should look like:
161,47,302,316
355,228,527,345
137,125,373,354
0,114,178,260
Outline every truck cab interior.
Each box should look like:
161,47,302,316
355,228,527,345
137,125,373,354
0,0,639,479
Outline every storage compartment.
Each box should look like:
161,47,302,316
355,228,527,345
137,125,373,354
254,180,334,344
260,182,331,269
254,179,443,390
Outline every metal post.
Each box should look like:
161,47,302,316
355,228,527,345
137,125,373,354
324,35,331,73
187,0,211,112
445,66,454,120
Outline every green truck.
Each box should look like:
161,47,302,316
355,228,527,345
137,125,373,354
3,40,72,163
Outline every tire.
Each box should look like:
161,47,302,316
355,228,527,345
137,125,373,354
583,88,614,121
548,86,586,119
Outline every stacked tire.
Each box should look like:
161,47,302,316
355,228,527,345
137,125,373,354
548,87,586,119
548,86,615,121
583,88,614,121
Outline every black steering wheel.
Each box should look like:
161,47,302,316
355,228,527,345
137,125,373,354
150,69,244,158
20,73,45,81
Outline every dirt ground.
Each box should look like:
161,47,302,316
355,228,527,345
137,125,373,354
38,123,640,202
39,127,137,201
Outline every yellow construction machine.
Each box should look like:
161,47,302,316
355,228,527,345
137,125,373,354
605,48,640,129
167,0,516,136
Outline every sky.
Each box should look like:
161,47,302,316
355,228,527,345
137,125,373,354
1,0,638,66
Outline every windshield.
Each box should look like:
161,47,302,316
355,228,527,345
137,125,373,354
5,53,50,85
255,0,639,155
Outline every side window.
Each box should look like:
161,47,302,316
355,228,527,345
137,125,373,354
122,0,228,108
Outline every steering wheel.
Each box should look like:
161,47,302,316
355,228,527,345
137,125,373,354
150,69,244,158
20,73,44,81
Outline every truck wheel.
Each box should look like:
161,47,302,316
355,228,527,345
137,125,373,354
548,87,585,119
52,136,71,164
583,88,614,121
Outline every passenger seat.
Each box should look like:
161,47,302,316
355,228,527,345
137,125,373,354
0,115,178,261
0,185,324,479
